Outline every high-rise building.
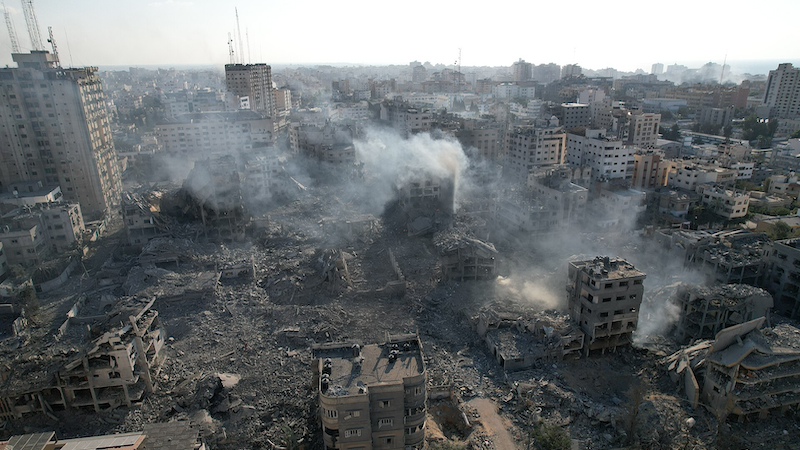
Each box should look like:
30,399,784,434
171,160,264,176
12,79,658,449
512,59,532,82
0,51,122,221
762,63,800,119
561,64,582,79
225,63,275,116
651,63,664,75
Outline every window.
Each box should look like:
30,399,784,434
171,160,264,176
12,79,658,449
344,429,362,438
619,281,629,287
604,283,612,289
325,409,338,419
345,410,361,420
383,437,393,445
378,418,393,428
602,297,611,303
379,400,391,408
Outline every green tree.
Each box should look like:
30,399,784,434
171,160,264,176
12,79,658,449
771,221,792,240
791,129,800,139
530,421,571,450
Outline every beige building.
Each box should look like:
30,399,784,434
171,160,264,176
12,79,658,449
627,112,661,147
314,334,426,450
0,51,122,221
380,101,431,137
762,63,800,119
632,150,672,189
0,202,81,266
565,129,632,182
695,184,750,219
567,257,646,355
224,63,275,116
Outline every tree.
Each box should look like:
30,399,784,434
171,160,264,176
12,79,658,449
791,129,800,139
18,285,39,317
660,109,674,120
771,221,792,240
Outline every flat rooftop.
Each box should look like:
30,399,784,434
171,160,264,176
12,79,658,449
571,257,645,280
315,337,423,397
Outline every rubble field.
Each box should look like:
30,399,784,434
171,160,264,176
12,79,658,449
1,187,798,450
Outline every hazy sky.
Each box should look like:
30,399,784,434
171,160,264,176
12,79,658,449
0,0,798,73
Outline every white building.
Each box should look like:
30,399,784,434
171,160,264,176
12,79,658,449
154,111,274,156
504,118,565,185
566,129,633,182
492,83,536,99
763,63,800,119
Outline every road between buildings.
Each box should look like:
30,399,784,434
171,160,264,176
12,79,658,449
467,397,518,450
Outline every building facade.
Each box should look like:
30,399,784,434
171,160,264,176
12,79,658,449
0,51,122,220
763,63,800,119
225,63,275,116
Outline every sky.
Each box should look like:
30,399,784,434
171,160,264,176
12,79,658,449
0,0,798,74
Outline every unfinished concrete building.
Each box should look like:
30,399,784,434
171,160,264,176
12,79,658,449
478,308,584,370
0,297,165,419
666,318,800,421
433,228,497,282
567,257,645,355
765,238,800,319
674,284,774,344
182,155,248,242
313,334,426,450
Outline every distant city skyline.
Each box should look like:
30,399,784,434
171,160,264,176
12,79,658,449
0,0,798,74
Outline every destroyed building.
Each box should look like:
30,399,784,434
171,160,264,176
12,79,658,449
433,227,497,282
398,175,455,236
292,121,358,165
181,155,248,242
478,308,584,370
0,297,165,419
764,238,800,319
492,191,563,246
674,284,774,344
567,257,645,355
122,192,170,247
313,334,426,450
666,318,800,421
0,202,84,266
692,230,771,285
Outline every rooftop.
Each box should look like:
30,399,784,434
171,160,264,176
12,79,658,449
314,335,424,397
571,257,645,281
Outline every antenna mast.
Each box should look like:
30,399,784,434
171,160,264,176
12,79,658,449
20,0,43,51
2,0,20,52
46,26,59,67
227,32,235,65
235,8,244,65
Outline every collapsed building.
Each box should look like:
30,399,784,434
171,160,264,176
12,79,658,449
313,334,426,450
567,257,646,355
433,227,497,282
0,297,165,419
666,318,800,421
674,284,774,343
492,191,564,246
0,422,205,450
181,155,248,242
477,308,584,370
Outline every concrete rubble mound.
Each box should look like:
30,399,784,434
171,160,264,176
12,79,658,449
433,226,497,282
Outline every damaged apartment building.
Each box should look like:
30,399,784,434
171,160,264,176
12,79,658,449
666,317,800,421
313,334,426,450
122,191,170,247
764,238,800,319
674,284,774,343
433,227,497,282
0,297,165,419
180,155,248,241
398,175,455,236
290,121,358,165
567,257,646,355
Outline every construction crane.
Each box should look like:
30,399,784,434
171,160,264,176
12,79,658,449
227,32,235,65
2,0,20,53
46,25,59,67
20,0,43,51
235,8,244,65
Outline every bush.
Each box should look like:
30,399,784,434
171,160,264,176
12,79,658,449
428,440,467,450
530,421,571,450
